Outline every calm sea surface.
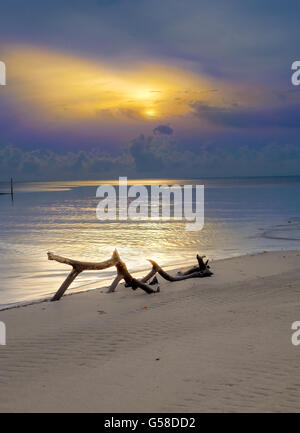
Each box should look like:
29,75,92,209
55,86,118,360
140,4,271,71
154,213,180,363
1,177,300,307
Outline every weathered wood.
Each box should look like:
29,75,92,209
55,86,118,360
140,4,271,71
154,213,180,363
48,250,119,271
107,272,123,293
48,249,212,301
147,259,213,282
114,250,159,294
140,267,157,283
149,276,158,285
177,255,211,276
49,249,120,301
49,248,159,300
197,254,209,272
123,265,156,288
51,268,81,301
178,265,199,276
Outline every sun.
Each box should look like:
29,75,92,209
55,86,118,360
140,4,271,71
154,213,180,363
144,108,156,118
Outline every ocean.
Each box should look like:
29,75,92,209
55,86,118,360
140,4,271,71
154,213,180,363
1,177,300,308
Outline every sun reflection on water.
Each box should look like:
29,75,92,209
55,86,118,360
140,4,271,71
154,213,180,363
1,177,299,306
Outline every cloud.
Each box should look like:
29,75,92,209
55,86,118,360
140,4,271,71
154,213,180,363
1,0,298,84
3,45,223,125
129,132,187,173
1,128,300,181
127,131,300,177
190,102,300,129
0,1,300,182
153,125,173,135
0,143,132,181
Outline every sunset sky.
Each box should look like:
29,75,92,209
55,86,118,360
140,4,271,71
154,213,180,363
0,0,300,180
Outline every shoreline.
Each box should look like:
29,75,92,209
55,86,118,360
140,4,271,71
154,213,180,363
1,247,299,312
1,249,300,412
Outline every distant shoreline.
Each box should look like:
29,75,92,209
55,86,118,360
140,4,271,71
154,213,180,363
1,174,300,184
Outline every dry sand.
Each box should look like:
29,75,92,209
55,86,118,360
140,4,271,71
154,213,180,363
0,250,300,412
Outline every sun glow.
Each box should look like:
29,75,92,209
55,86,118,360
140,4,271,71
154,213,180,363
4,45,233,124
144,108,156,118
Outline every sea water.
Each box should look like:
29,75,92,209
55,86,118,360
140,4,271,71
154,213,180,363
0,177,300,307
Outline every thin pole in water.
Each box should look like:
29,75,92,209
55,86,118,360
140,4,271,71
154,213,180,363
10,177,14,201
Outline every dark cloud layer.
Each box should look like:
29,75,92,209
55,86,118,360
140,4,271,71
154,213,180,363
1,0,299,82
153,125,173,135
1,131,300,181
191,103,300,129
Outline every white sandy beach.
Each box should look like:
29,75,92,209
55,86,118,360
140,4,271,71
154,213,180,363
0,250,300,412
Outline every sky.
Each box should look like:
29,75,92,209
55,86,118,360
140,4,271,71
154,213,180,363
0,0,300,180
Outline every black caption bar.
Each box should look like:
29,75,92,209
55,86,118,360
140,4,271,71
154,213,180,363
2,413,300,431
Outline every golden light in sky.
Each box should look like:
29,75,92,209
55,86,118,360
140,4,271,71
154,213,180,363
144,108,156,118
3,44,264,128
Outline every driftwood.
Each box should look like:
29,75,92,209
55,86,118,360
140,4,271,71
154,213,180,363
48,250,120,301
47,249,213,301
177,255,210,276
